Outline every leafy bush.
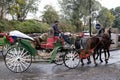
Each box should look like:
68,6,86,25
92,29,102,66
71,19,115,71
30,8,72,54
0,20,10,31
59,21,76,33
0,19,80,33
0,20,50,33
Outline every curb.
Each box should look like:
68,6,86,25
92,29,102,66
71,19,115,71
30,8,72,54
109,47,120,51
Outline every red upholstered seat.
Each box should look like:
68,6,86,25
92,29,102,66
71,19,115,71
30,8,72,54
41,37,55,49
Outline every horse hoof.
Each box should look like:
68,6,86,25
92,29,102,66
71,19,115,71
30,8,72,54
105,61,108,64
106,62,108,64
95,64,98,67
81,63,84,66
105,59,108,61
104,59,108,64
87,61,91,64
100,60,103,63
95,57,98,60
106,59,109,61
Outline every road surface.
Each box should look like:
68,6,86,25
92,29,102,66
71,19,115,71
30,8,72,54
0,50,120,80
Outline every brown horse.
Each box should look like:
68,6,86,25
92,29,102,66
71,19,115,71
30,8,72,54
80,36,100,66
74,33,101,66
80,28,112,66
96,30,112,64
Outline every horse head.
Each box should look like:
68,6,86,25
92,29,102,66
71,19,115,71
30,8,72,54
104,28,112,39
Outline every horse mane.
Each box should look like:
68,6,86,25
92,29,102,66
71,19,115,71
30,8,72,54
102,28,112,39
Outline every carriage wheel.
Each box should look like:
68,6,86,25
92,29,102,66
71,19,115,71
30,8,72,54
54,48,65,65
2,44,10,58
63,50,80,69
5,46,32,73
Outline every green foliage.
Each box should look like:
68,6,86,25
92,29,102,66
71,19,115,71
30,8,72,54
110,6,120,29
59,21,76,32
98,8,115,28
0,0,8,19
0,20,50,33
42,5,59,25
0,20,6,31
59,0,102,32
0,19,77,33
8,0,39,21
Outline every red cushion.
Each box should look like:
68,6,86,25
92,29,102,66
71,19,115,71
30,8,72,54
41,37,55,49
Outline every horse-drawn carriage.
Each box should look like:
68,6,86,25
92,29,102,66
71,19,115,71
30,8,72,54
0,29,112,73
1,30,74,73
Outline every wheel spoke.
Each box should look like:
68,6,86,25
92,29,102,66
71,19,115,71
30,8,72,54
6,53,14,58
20,61,28,69
19,62,23,72
6,58,14,63
16,65,19,72
21,54,30,59
12,62,16,72
21,51,28,57
6,60,14,68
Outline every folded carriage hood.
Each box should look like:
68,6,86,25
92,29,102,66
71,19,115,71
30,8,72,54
9,30,34,41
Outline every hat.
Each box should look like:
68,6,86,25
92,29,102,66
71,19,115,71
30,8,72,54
54,20,59,23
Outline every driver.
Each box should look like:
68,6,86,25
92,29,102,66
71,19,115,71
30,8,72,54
52,20,71,44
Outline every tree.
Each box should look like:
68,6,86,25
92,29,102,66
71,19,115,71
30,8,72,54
97,8,115,28
59,0,102,32
8,0,39,21
42,5,59,25
110,6,120,29
0,0,9,19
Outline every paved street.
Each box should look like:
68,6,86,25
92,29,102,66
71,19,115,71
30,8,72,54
0,50,120,80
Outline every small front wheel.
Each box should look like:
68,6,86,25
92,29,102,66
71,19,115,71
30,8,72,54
5,46,32,73
63,50,80,69
54,47,65,65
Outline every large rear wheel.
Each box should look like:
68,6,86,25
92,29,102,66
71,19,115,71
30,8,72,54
63,50,80,69
5,46,32,73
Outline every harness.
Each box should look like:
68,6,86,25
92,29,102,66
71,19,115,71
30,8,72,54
79,37,101,59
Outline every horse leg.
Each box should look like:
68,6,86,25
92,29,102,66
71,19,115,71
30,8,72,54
95,50,99,60
99,49,103,63
95,49,103,63
104,49,108,64
106,48,110,61
93,53,97,66
81,59,84,66
87,57,91,64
